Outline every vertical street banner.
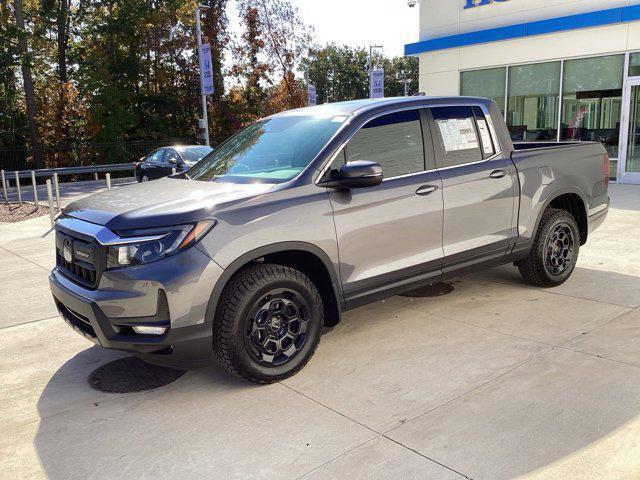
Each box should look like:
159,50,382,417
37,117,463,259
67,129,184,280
199,43,214,96
307,84,317,106
370,68,384,99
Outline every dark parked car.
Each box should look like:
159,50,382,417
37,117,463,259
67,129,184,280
135,145,213,182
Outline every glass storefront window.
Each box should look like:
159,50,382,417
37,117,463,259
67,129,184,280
460,68,506,114
507,62,561,141
625,85,640,174
561,55,623,163
629,53,640,77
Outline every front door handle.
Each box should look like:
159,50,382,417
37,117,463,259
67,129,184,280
416,185,439,196
490,169,508,179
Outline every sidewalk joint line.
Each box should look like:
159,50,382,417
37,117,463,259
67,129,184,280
558,345,640,370
295,437,381,479
0,244,51,272
382,435,473,479
558,307,635,347
0,315,60,330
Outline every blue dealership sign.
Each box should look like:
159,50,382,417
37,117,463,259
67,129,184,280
464,0,509,9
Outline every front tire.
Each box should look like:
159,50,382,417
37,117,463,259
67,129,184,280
517,208,580,287
213,264,324,384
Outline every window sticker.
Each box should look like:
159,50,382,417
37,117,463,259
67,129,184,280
476,118,495,155
436,118,479,152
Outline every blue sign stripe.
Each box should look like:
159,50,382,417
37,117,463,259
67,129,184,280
405,5,640,55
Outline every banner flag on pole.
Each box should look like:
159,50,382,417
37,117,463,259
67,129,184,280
199,43,214,96
307,84,317,106
370,68,384,99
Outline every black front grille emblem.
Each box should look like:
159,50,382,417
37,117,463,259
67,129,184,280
63,239,73,263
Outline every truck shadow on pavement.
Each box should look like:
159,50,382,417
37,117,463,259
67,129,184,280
32,265,640,480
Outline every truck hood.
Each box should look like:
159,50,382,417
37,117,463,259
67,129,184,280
63,178,276,230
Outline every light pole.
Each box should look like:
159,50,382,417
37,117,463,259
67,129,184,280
195,4,210,146
368,44,383,98
401,78,411,96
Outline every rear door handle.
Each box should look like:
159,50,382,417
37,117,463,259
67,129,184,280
416,185,439,196
490,169,508,179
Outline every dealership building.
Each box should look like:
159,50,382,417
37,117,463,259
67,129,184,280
406,0,640,183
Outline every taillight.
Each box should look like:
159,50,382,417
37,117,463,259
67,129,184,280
604,153,610,188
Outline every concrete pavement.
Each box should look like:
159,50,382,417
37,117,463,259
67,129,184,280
0,184,639,479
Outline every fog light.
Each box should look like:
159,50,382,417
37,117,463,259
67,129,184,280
132,325,168,335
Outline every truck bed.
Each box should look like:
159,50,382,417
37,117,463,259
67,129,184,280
512,141,586,151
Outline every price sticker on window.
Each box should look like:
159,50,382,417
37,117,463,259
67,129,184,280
436,118,479,152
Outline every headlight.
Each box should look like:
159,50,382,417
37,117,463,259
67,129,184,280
106,220,215,268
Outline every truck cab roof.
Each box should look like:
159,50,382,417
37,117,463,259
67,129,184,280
269,96,495,119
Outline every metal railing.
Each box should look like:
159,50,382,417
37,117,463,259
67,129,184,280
1,164,136,227
0,139,194,172
11,163,135,180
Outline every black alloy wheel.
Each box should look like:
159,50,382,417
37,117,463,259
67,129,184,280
545,223,575,276
214,264,324,384
244,289,310,366
517,208,580,287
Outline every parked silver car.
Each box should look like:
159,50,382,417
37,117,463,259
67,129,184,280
50,97,610,383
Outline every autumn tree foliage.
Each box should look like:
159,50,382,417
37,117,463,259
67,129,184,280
1,0,418,170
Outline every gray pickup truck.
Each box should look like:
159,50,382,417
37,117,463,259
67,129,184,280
50,97,610,383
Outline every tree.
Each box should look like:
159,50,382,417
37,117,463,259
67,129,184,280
73,0,202,153
234,1,271,120
383,56,419,97
0,0,419,173
13,0,43,168
301,45,368,104
251,0,311,109
0,1,27,150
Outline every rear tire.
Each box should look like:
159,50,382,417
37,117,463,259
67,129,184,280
213,264,324,384
517,208,580,288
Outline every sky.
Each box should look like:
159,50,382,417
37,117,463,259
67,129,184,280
227,0,420,58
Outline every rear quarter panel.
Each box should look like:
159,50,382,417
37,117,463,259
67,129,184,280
512,142,608,243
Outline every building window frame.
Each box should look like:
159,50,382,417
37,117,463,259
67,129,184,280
460,51,635,181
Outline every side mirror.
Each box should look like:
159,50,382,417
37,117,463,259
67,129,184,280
319,160,383,189
168,157,178,165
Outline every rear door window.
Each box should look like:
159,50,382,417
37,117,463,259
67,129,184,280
473,106,496,158
340,109,426,179
430,106,483,168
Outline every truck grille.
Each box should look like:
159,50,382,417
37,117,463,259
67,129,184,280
56,254,97,286
55,230,105,289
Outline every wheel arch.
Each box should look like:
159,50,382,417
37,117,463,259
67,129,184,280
534,188,589,245
205,242,344,328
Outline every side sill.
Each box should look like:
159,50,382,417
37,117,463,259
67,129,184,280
342,249,529,312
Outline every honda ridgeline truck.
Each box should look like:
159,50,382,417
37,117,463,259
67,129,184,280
50,97,610,383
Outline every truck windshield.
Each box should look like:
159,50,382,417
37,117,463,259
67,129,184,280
188,114,347,183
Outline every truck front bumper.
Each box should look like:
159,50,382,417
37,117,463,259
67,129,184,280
49,246,224,369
